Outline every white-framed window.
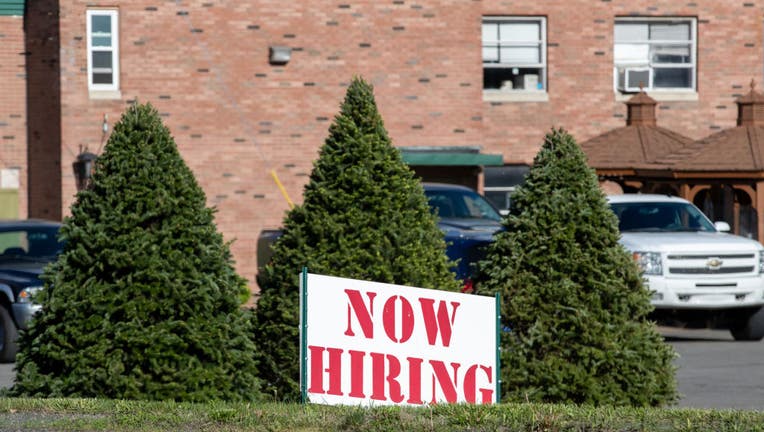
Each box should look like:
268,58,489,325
483,186,515,216
86,9,120,93
483,165,530,215
614,17,696,93
482,17,547,92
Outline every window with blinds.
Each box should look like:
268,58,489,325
482,17,546,92
86,9,120,93
614,18,696,92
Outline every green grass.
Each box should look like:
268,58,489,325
1,398,763,431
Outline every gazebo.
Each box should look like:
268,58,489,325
669,82,764,240
582,82,764,241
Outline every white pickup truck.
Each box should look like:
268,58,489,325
608,194,764,341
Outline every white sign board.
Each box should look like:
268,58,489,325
0,168,20,189
299,271,499,407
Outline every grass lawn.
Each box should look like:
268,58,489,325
1,398,763,431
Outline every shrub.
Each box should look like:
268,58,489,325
254,77,459,400
476,128,677,406
11,102,260,401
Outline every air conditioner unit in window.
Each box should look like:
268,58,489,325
618,67,650,92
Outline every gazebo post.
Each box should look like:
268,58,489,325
680,183,691,201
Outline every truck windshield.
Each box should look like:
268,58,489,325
0,227,63,261
611,202,717,233
425,189,502,221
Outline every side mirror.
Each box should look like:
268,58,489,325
714,221,731,232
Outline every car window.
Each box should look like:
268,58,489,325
611,202,716,232
462,192,502,221
425,189,502,221
0,227,63,260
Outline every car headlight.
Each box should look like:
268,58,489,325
759,251,764,274
633,252,663,276
18,286,43,304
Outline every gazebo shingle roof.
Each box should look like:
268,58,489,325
669,125,764,171
670,81,764,172
581,126,695,170
580,91,694,170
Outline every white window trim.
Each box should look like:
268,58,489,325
482,16,547,97
482,90,549,102
614,17,697,95
86,9,120,96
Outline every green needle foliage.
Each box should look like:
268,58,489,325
254,77,459,400
11,103,260,401
476,128,677,407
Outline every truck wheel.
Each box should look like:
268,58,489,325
730,307,764,341
0,306,18,362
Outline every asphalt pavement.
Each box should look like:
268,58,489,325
664,326,764,410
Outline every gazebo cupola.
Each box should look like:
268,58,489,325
737,80,764,126
625,90,657,126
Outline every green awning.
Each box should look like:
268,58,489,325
399,147,503,166
0,0,24,16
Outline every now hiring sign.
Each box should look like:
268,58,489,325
299,272,500,407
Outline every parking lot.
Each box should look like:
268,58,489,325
664,327,764,410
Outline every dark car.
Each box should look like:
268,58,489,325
256,183,503,287
423,183,503,283
0,220,63,362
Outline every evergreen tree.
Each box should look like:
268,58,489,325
11,103,260,401
476,128,677,406
254,77,459,400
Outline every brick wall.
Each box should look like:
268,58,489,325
0,15,27,218
48,0,764,291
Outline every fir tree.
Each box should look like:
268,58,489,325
476,128,677,406
254,77,459,400
11,103,260,401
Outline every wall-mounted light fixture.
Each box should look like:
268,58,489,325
73,148,98,191
269,46,291,65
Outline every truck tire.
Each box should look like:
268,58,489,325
730,307,764,341
0,306,18,362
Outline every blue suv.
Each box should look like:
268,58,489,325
0,220,63,362
423,183,503,284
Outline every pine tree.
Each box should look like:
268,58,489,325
11,103,260,401
254,77,459,400
476,128,677,406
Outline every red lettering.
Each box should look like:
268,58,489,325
385,355,404,403
344,289,377,339
419,298,460,347
370,352,385,401
348,350,366,398
307,346,495,406
406,356,424,404
463,364,494,404
308,346,344,396
382,295,415,343
429,360,461,403
370,352,404,402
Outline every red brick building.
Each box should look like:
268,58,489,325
3,0,764,289
0,0,27,219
